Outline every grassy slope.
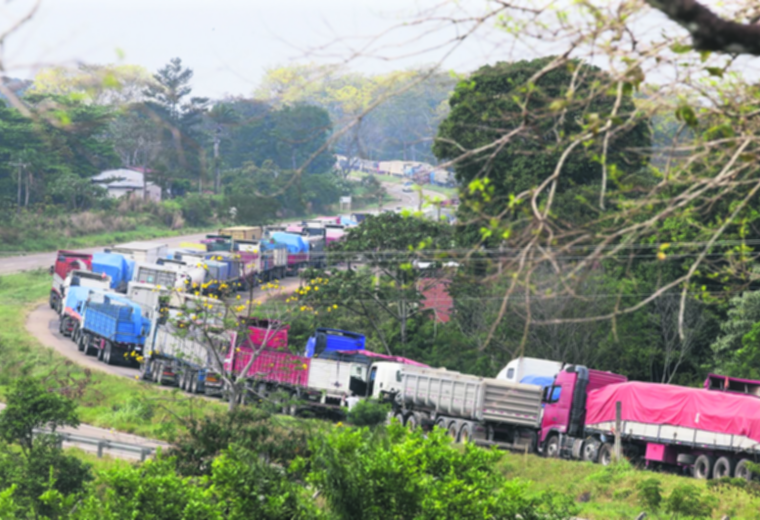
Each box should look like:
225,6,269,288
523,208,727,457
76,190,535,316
499,447,760,519
0,225,211,255
0,270,225,441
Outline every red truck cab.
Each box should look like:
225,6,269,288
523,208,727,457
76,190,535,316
49,250,93,312
539,365,627,456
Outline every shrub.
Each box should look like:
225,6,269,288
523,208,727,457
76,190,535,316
665,483,717,519
346,399,390,428
636,477,662,511
178,193,214,226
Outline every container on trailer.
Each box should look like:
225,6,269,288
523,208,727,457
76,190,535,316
108,241,168,265
79,293,152,363
204,260,230,287
261,240,288,273
208,251,242,280
496,357,563,383
92,252,134,292
396,364,543,428
269,232,309,269
156,259,206,289
218,226,263,241
59,286,105,337
286,224,304,234
304,328,366,358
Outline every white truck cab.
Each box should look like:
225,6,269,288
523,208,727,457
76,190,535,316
368,362,409,399
496,357,563,384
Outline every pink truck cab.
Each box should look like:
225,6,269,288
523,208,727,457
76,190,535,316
539,365,628,458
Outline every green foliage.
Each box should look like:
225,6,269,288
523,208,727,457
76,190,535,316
712,290,760,378
167,407,311,477
664,483,717,519
176,193,217,226
636,477,662,511
346,399,390,427
305,423,578,520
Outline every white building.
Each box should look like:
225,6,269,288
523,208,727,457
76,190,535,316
92,169,161,202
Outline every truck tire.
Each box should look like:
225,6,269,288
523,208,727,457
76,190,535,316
58,317,66,335
713,456,735,479
546,435,561,458
97,344,105,362
693,454,714,479
598,443,614,466
72,325,80,344
405,412,419,430
103,342,116,366
735,458,754,480
156,363,165,386
49,292,56,309
391,411,404,425
447,421,460,442
189,377,198,394
178,372,186,391
77,332,85,352
582,440,600,462
458,422,474,444
139,362,150,381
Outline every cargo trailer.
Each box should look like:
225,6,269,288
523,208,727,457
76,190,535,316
107,241,168,265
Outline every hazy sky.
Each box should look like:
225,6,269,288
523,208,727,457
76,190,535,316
2,0,508,99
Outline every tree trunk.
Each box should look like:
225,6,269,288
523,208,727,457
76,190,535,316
16,165,21,215
24,170,30,207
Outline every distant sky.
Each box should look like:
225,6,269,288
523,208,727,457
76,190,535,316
1,0,513,99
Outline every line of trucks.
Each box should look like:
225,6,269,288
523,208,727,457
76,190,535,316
48,231,760,482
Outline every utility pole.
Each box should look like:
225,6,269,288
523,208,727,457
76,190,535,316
9,158,28,215
213,125,221,194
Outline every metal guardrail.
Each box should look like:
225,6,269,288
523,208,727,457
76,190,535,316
33,428,158,461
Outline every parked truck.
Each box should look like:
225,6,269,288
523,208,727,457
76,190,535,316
50,251,92,313
59,285,107,339
77,293,151,366
377,363,544,448
218,226,263,241
268,231,309,275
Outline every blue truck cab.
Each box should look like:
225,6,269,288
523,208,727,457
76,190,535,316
304,328,367,358
79,293,151,367
59,286,108,339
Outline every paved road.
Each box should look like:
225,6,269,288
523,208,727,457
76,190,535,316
0,232,211,276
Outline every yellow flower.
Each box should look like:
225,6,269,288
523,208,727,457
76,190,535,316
302,363,308,370
333,304,338,309
236,295,241,300
336,422,343,427
134,375,139,380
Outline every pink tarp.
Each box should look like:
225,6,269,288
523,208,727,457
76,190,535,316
586,381,760,443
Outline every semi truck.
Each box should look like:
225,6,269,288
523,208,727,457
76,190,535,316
50,251,92,313
377,363,544,449
77,293,151,366
268,231,309,275
224,322,423,415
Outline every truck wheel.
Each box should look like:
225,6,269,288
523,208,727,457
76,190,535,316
581,440,600,462
139,362,150,381
156,363,165,386
447,421,459,442
694,455,715,479
178,372,186,391
77,333,85,352
735,458,754,480
713,457,735,479
391,411,404,425
49,292,56,309
598,443,614,466
405,413,419,430
97,344,105,362
546,435,561,458
459,422,474,444
58,317,65,335
72,325,80,344
103,342,116,366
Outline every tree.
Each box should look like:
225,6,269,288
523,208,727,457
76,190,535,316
711,290,760,378
142,58,209,194
295,213,454,355
30,64,155,106
0,376,91,516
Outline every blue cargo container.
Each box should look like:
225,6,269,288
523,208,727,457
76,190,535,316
270,232,308,254
304,328,367,358
92,252,134,292
79,294,151,366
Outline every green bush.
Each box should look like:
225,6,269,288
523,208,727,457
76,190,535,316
636,477,662,511
665,483,717,519
304,423,579,520
346,399,390,428
178,193,215,226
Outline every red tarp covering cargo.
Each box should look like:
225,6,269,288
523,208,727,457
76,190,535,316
586,381,760,444
224,326,308,386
